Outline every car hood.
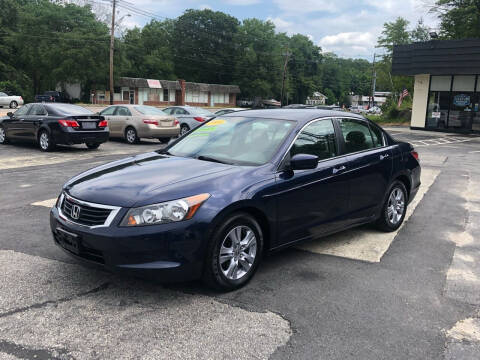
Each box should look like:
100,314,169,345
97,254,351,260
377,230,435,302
64,152,236,207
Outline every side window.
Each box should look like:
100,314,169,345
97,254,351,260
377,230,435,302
290,119,338,161
175,108,187,115
0,92,6,97
14,104,30,116
339,119,374,153
369,123,384,147
163,108,172,115
30,104,47,116
116,107,131,116
101,106,117,116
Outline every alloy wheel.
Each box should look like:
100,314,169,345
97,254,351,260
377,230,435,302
10,101,17,109
126,128,137,143
39,132,49,150
387,187,405,225
180,125,189,136
219,225,257,280
0,127,5,143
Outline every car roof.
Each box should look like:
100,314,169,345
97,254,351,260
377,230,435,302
221,109,365,124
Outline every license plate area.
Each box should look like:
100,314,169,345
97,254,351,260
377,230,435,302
56,227,80,254
82,122,97,129
160,121,173,127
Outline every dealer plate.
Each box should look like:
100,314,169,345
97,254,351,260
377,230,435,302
56,227,80,255
82,122,97,129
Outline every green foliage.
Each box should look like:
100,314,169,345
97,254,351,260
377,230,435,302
434,0,480,39
376,17,411,55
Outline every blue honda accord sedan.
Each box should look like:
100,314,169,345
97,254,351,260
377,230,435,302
50,109,421,290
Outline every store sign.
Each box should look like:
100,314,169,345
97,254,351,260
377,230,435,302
453,94,470,107
432,111,441,118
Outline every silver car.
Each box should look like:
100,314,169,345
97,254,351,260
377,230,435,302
162,106,214,136
99,105,180,144
0,92,24,109
214,107,245,116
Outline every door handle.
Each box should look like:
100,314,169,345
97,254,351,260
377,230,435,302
380,153,390,160
332,165,346,174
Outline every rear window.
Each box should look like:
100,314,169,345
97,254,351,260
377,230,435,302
47,104,94,116
134,106,168,115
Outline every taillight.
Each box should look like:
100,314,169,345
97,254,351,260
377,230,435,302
143,119,159,125
58,119,79,127
411,150,419,161
193,116,205,122
173,118,179,126
98,120,108,128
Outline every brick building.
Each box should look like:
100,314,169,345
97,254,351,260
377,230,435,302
92,77,240,108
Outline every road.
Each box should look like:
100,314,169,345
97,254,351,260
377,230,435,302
0,128,479,359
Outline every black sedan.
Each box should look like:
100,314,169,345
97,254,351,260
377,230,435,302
50,109,420,290
0,103,109,151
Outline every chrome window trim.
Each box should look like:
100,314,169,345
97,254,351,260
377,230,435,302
276,116,389,172
57,193,121,229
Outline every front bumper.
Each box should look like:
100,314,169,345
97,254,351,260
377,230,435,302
54,129,110,145
50,206,207,282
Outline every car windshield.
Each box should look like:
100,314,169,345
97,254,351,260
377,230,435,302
48,104,94,115
166,117,295,166
134,106,168,115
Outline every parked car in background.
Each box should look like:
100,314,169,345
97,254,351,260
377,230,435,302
214,108,245,116
162,106,214,135
368,106,382,114
349,105,367,114
0,103,108,151
50,109,420,290
35,91,70,103
0,92,24,109
99,105,180,144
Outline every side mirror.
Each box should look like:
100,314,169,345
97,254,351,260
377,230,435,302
289,153,319,170
7,112,13,117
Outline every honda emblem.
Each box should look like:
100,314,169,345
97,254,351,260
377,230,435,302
71,204,81,220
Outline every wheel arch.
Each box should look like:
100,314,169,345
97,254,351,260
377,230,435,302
394,173,411,200
208,201,272,253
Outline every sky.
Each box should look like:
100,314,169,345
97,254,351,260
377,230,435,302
113,0,439,60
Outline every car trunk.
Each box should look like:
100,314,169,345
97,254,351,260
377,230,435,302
143,115,177,127
71,115,104,131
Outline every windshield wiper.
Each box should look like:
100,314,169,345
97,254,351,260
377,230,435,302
197,155,231,164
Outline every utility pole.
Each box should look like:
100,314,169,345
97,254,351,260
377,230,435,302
109,0,116,105
370,53,376,109
280,49,290,107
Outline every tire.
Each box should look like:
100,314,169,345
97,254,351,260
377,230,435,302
180,124,190,136
203,212,264,291
38,130,55,152
9,101,18,109
158,137,171,144
125,127,139,144
0,125,8,144
86,143,100,150
376,181,408,232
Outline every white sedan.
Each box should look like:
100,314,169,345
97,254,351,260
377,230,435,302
0,92,24,108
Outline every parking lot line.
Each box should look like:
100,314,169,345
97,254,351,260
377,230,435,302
297,168,440,262
31,199,57,208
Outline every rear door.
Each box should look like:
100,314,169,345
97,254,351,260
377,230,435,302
337,118,393,222
23,104,48,139
275,119,351,245
0,92,8,106
115,106,133,135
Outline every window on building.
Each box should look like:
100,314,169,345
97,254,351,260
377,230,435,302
449,75,476,129
426,75,451,129
163,89,169,102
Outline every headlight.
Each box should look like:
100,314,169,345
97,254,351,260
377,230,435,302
120,193,210,227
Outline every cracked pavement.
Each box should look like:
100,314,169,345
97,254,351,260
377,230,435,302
1,129,480,359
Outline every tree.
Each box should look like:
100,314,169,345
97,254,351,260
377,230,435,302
173,9,239,84
431,0,480,39
410,18,431,42
376,17,411,55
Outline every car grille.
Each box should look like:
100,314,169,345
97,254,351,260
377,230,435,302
62,195,112,227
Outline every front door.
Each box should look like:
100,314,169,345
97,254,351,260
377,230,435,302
338,118,393,222
7,104,31,139
101,106,118,135
275,119,350,246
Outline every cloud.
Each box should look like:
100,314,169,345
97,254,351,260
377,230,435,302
223,0,262,5
319,32,376,57
272,0,338,13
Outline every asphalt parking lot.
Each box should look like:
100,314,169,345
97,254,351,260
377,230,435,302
1,127,480,359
